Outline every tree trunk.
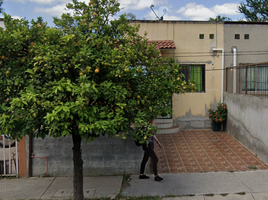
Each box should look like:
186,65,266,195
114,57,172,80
72,133,84,200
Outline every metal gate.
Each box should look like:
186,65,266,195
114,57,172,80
0,135,18,176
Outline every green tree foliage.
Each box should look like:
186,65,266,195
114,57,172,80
239,0,268,22
125,12,136,20
0,0,3,14
0,0,195,199
209,15,232,21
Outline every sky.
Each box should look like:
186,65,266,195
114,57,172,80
0,0,245,26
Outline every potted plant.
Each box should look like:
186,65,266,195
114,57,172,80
208,103,227,131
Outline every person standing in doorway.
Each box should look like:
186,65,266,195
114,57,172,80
139,120,163,181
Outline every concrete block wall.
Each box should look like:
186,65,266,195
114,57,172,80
224,92,268,164
31,135,144,176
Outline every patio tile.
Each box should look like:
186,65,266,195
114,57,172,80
155,130,268,174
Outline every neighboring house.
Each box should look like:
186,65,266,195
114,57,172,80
223,22,268,164
223,22,268,94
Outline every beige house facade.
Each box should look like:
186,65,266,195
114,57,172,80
132,20,225,129
133,20,268,130
224,22,268,94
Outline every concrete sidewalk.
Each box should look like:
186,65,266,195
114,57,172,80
1,170,268,199
122,170,268,200
0,176,122,200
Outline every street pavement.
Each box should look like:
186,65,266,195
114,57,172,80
1,170,268,199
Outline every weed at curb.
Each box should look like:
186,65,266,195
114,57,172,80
186,194,195,197
121,174,131,189
235,192,246,195
204,193,214,197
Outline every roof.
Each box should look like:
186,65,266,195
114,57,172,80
148,40,176,50
130,20,268,25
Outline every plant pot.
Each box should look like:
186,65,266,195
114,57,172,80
212,123,221,131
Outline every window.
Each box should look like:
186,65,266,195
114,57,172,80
199,34,204,39
180,65,205,92
242,65,268,91
244,34,249,39
235,34,240,39
209,34,214,39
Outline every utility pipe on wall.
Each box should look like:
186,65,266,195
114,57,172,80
213,48,224,103
232,47,237,93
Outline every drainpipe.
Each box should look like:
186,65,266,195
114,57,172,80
213,48,224,103
232,47,237,93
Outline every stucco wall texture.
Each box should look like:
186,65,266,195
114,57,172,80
31,135,144,176
224,92,268,164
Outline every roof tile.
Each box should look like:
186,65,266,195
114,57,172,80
148,40,176,49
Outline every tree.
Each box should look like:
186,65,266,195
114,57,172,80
209,15,232,21
239,0,268,22
0,0,4,14
125,12,136,20
0,0,195,199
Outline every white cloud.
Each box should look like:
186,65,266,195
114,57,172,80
213,3,239,16
12,15,23,19
177,2,240,20
144,9,181,20
11,0,70,5
35,3,68,17
119,0,155,11
177,3,214,20
163,14,181,21
34,1,94,17
144,10,159,20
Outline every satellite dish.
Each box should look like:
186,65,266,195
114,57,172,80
150,5,169,20
157,6,168,18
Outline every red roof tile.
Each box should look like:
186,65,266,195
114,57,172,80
148,40,176,49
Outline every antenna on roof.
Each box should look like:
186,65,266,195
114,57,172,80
150,5,168,20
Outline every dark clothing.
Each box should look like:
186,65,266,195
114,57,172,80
140,142,158,176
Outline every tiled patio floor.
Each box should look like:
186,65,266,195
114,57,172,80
155,129,268,174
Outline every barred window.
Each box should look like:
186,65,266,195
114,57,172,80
180,65,205,92
242,65,268,91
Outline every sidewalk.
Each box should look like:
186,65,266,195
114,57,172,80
123,170,268,200
0,176,122,200
1,170,268,199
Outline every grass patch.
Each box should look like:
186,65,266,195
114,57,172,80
248,166,258,170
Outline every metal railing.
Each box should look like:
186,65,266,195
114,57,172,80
226,62,268,98
0,135,18,176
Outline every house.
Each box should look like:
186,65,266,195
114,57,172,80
133,20,268,165
3,19,268,177
132,20,225,130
